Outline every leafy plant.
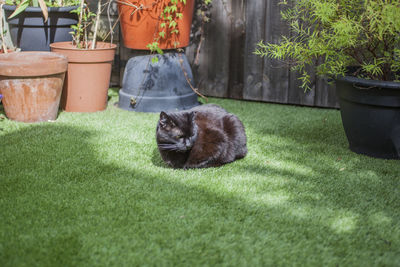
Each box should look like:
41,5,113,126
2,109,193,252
255,0,400,90
149,0,212,54
117,0,211,62
69,0,115,50
5,0,80,21
69,0,95,49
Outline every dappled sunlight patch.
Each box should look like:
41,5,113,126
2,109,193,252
330,214,358,234
278,161,315,177
288,206,311,219
355,170,381,183
369,211,392,227
251,192,290,206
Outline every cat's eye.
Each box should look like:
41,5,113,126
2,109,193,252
175,135,182,139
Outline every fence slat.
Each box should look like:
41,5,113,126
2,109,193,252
227,0,246,99
243,0,266,100
262,0,290,104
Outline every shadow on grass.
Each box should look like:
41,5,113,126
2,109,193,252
151,147,169,168
0,120,398,266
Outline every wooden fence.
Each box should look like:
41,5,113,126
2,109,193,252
87,0,341,108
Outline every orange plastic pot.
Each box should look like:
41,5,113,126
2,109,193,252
50,42,117,112
117,0,195,50
0,52,68,122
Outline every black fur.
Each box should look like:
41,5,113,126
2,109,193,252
156,104,247,169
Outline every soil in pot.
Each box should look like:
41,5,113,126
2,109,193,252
0,52,68,122
50,41,117,112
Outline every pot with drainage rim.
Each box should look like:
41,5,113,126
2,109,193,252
118,51,200,113
0,52,68,123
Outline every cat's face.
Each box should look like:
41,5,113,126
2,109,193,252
156,111,197,152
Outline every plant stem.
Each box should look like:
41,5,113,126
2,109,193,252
0,4,7,53
91,0,102,49
75,0,85,48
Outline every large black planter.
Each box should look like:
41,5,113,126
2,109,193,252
336,76,400,159
3,5,78,51
119,52,200,113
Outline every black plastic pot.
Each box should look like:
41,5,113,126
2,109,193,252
118,52,200,113
3,5,78,51
336,76,400,159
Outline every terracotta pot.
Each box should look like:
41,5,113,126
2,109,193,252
0,49,15,54
50,42,117,112
0,52,68,122
117,0,195,50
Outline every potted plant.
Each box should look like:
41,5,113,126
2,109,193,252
50,0,117,112
117,0,212,52
2,0,80,51
255,0,400,159
116,0,211,112
0,2,68,123
0,51,68,122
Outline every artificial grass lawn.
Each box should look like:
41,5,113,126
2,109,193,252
0,89,399,266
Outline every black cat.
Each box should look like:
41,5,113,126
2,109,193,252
156,104,247,169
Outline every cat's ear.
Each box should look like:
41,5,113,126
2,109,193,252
159,111,169,127
188,111,197,122
160,111,168,120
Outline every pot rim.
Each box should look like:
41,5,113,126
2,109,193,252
0,51,68,77
2,4,79,13
50,41,117,51
336,75,400,90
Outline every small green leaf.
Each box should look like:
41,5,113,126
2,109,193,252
151,57,159,64
169,21,177,28
7,0,29,19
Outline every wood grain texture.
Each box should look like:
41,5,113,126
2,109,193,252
194,0,339,108
243,0,266,100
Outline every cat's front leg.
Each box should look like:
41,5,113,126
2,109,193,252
183,145,223,169
183,158,214,169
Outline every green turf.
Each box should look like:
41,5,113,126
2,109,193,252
0,89,399,266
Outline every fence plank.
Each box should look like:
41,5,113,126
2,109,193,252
262,0,290,104
243,0,266,100
227,0,246,99
194,0,231,98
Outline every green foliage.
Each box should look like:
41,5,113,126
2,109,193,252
255,0,400,90
69,2,96,49
5,0,80,20
5,0,79,7
147,0,212,55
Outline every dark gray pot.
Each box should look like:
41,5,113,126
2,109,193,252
336,76,400,159
118,52,200,113
2,5,79,51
